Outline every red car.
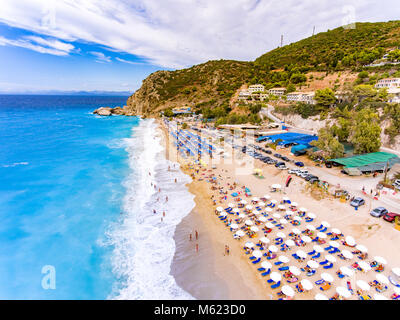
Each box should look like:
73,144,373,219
383,212,400,223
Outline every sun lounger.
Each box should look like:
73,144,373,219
249,256,256,260
279,266,289,271
305,218,313,222
274,261,283,265
328,248,340,254
391,294,400,300
257,267,265,272
261,269,271,276
296,284,304,293
320,282,331,291
307,270,316,276
308,250,316,255
336,271,345,279
252,258,261,264
320,227,327,232
267,253,277,260
316,224,323,230
315,279,325,285
324,245,333,251
323,263,333,269
271,281,281,289
346,281,353,293
330,293,339,300
312,252,321,259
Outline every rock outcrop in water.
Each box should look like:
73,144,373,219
93,106,136,116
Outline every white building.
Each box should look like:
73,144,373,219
375,78,400,89
268,87,286,96
248,84,265,93
286,92,316,104
388,87,400,103
238,90,251,100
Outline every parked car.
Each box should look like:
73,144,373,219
288,169,299,174
383,212,400,223
350,197,365,207
309,177,320,184
294,150,307,156
275,161,285,168
325,162,332,168
300,172,310,178
274,153,282,159
281,156,290,162
277,165,288,170
294,161,304,167
305,174,318,181
370,207,389,218
296,170,308,176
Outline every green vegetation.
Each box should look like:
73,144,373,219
314,88,337,109
274,102,320,119
310,127,345,159
383,103,400,144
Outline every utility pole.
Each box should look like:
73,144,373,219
280,35,283,47
312,26,316,36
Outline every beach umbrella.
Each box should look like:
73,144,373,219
289,266,301,276
394,287,400,295
271,184,281,189
250,226,259,233
314,245,324,253
307,260,319,269
252,250,262,258
306,225,316,231
235,230,245,237
341,250,353,260
228,203,235,208
261,261,272,269
265,222,275,229
220,212,227,217
356,280,371,292
268,245,278,253
321,221,330,228
316,232,327,239
265,207,273,213
356,244,368,253
314,293,328,300
276,232,286,239
230,223,239,230
279,256,290,264
301,235,312,243
301,279,313,291
240,200,247,205
245,205,253,210
263,194,271,200
326,255,337,263
282,196,290,202
245,220,254,226
258,202,266,207
376,274,389,285
340,266,354,277
233,208,240,213
273,213,281,219
278,205,285,210
259,216,267,223
392,267,400,277
336,286,351,299
252,197,259,202
306,213,316,219
299,207,307,212
259,237,270,244
281,285,295,298
358,261,371,272
292,228,301,235
279,219,288,225
321,273,334,283
285,239,295,247
270,272,282,282
293,216,302,222
285,210,293,216
238,213,246,218
328,241,339,248
245,242,255,248
270,199,277,204
296,250,307,259
331,228,341,235
216,207,223,212
345,236,356,246
373,256,387,265
291,202,298,207
374,294,388,300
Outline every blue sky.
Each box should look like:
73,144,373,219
0,0,399,93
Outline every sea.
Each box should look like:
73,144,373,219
0,95,195,300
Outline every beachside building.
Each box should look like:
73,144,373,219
388,87,400,103
248,84,265,93
375,78,400,89
238,90,251,100
286,92,316,104
172,107,193,115
268,87,286,96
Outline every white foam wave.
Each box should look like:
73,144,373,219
107,118,195,300
1,162,29,168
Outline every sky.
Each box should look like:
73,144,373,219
0,0,399,94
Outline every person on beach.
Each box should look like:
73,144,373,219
195,230,198,240
153,209,156,214
163,211,166,217
195,244,199,252
227,245,230,256
166,196,168,202
189,233,192,241
175,178,177,183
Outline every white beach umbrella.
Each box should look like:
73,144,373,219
306,225,316,231
265,222,275,229
279,256,290,264
282,196,290,201
293,216,302,222
299,207,307,212
321,221,330,228
356,280,370,291
289,266,301,276
376,274,389,285
270,272,282,282
233,208,240,213
301,279,313,291
317,232,327,239
250,226,259,233
238,213,246,218
271,184,281,189
276,232,286,239
285,239,295,247
252,250,262,258
393,268,400,277
394,287,400,295
374,294,388,300
279,218,288,225
245,219,254,226
356,244,368,253
228,203,235,208
259,237,270,244
245,242,255,248
307,260,320,269
374,256,387,265
358,261,371,272
230,223,239,230
245,205,253,210
292,228,301,235
345,236,356,246
268,245,278,253
329,241,339,248
296,250,307,259
220,212,227,217
240,200,247,205
258,202,266,207
252,197,259,202
340,266,354,277
278,204,285,210
263,194,271,200
326,255,337,263
314,293,328,300
291,202,298,207
331,228,341,235
336,286,351,299
261,261,272,269
265,207,273,213
301,236,312,243
321,273,334,283
216,206,223,212
259,216,267,222
281,285,295,297
285,210,293,216
341,250,353,260
314,245,324,253
273,213,281,219
235,230,245,237
306,213,316,219
270,199,277,204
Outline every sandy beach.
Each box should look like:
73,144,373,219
158,120,400,300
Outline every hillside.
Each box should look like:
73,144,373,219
126,20,400,116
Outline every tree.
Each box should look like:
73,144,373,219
349,108,381,154
314,88,337,108
163,108,174,117
310,126,344,159
290,73,307,84
286,84,296,93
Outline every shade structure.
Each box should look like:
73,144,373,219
250,226,259,232
321,273,334,283
263,194,271,200
358,261,371,272
240,200,247,205
321,221,330,228
245,242,255,248
281,285,295,297
307,260,320,269
235,230,245,237
245,205,253,210
276,232,286,239
268,245,278,253
265,222,275,229
261,261,272,269
285,239,295,247
259,237,270,244
278,205,285,210
345,236,356,246
301,236,312,243
316,232,327,239
289,266,301,276
292,228,301,235
259,216,267,222
279,256,290,263
245,220,254,226
306,224,316,231
228,203,236,208
356,280,370,291
279,219,288,225
301,279,313,291
252,250,262,258
376,274,389,284
270,272,282,282
374,256,387,265
315,293,328,300
291,202,298,207
374,294,388,300
331,228,341,235
341,250,353,260
356,244,368,253
230,223,239,230
329,241,339,248
326,255,337,263
340,266,354,277
306,213,316,219
233,208,240,213
271,184,281,189
270,199,277,204
273,213,281,219
299,207,307,212
336,286,351,299
296,250,307,259
314,245,324,253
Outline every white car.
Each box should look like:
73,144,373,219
288,169,299,174
296,170,308,176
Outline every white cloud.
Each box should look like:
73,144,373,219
0,0,399,68
90,51,111,63
115,57,143,65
